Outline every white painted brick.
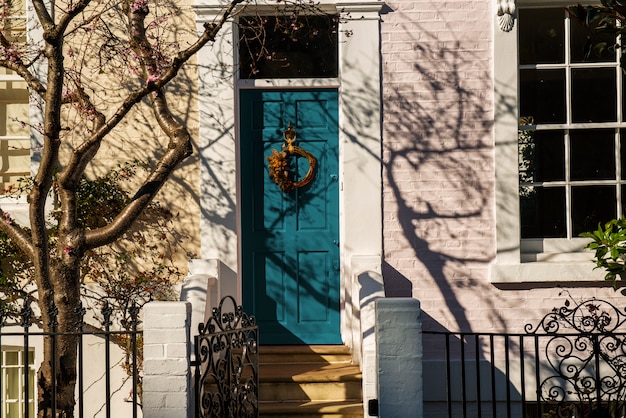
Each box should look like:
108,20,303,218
143,375,188,392
165,392,190,408
143,301,192,416
144,329,186,344
142,408,186,418
143,358,189,377
157,313,190,329
145,301,192,315
165,343,190,358
142,392,166,409
143,344,164,359
377,299,422,417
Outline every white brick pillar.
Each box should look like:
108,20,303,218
376,298,423,418
143,301,192,418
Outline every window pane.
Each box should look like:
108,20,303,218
521,186,566,238
6,366,19,398
7,402,19,418
570,129,615,180
570,14,617,63
1,0,26,43
3,102,30,136
621,131,626,180
520,69,566,124
5,352,18,365
572,68,616,123
572,185,616,235
519,8,565,65
519,129,565,183
239,15,339,79
28,368,34,388
0,67,30,193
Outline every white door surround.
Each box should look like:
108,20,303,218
193,0,384,349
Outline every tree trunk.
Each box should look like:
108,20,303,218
36,263,81,418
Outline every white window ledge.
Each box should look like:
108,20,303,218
0,195,29,227
490,260,607,283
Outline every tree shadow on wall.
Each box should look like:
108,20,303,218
343,6,507,334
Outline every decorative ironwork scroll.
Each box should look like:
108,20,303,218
266,123,317,193
525,298,626,417
194,295,258,418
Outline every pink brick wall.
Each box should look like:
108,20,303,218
380,0,624,337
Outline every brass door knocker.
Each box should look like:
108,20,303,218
266,123,317,193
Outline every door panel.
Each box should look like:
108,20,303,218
240,89,340,345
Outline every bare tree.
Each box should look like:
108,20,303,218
0,0,327,414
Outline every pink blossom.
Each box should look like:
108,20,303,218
130,0,148,13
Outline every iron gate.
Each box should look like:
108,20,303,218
193,295,258,418
424,298,626,417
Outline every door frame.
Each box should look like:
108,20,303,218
194,1,384,348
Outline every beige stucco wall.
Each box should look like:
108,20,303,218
55,0,202,272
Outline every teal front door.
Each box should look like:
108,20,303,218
240,89,341,345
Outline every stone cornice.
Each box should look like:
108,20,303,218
193,0,384,19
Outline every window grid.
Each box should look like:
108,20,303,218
0,0,30,194
519,8,626,239
1,349,35,418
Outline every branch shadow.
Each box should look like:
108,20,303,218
372,8,502,334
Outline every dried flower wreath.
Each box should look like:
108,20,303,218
266,123,317,193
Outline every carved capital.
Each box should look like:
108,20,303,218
496,0,516,32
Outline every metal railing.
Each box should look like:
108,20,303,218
424,298,626,418
193,295,258,418
0,301,142,418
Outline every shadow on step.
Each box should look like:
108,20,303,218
258,345,364,417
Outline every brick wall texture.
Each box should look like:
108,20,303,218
380,0,623,338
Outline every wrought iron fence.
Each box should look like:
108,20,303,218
193,295,258,418
424,298,626,418
0,300,142,418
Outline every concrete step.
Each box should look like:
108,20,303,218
258,400,364,417
259,345,354,364
259,345,363,418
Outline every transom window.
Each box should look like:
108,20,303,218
518,7,624,239
238,14,339,79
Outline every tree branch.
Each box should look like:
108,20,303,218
55,0,94,36
0,28,47,96
83,134,190,249
58,87,106,187
0,58,47,96
31,0,55,31
60,0,240,163
68,0,242,249
0,211,34,259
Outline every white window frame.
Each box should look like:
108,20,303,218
491,0,609,283
1,346,35,418
0,0,45,227
0,70,31,223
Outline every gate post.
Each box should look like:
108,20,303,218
143,301,192,418
376,298,423,418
